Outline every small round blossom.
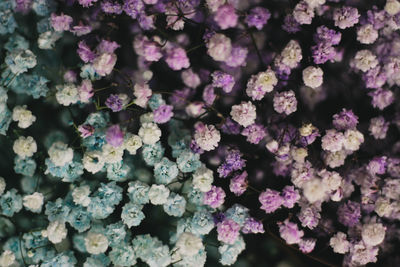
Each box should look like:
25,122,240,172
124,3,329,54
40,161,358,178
273,90,297,115
148,184,170,205
332,109,359,130
194,123,221,151
101,144,124,164
56,84,80,106
303,178,327,203
207,33,232,62
72,185,91,207
246,69,278,100
165,47,190,71
302,66,323,89
281,40,302,69
13,136,37,158
343,129,364,151
124,133,143,154
361,223,386,247
105,94,123,112
85,232,109,255
212,71,235,93
385,0,400,15
203,186,226,208
0,251,16,267
282,186,300,208
214,4,238,29
357,24,379,44
230,101,257,127
192,165,214,192
182,69,201,88
50,13,73,32
83,150,105,173
278,219,304,245
12,105,36,129
241,124,266,144
333,6,360,29
93,53,117,76
259,189,283,213
245,7,271,30
337,201,361,227
369,116,389,140
42,220,67,244
78,79,94,103
106,125,124,147
353,50,378,72
229,171,248,196
138,123,162,145
242,217,265,234
299,238,316,254
153,105,174,124
329,232,350,254
293,1,314,25
23,192,44,213
321,129,344,152
217,219,240,244
48,141,73,166
368,88,394,110
176,232,204,256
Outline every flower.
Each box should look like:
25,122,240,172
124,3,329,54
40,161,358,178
13,136,37,158
85,232,109,254
194,123,221,151
230,101,257,127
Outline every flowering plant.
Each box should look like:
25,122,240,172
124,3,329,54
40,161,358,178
1,0,400,266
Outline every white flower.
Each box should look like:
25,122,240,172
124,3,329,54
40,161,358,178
321,170,342,191
101,144,124,164
176,232,204,257
303,178,327,203
353,50,378,72
124,133,143,155
133,83,152,108
138,122,161,145
207,33,232,62
12,105,36,129
55,84,80,106
72,185,91,207
92,53,117,76
13,136,37,158
185,102,206,118
385,0,400,15
140,112,154,124
23,192,44,213
148,184,170,205
83,150,105,173
329,232,350,254
0,177,5,196
343,129,364,151
323,150,347,169
85,232,109,255
291,147,308,163
194,124,221,151
305,0,325,8
302,66,323,89
361,223,386,247
48,141,73,166
42,220,67,244
357,24,378,44
281,40,302,68
246,69,278,100
230,101,257,127
374,197,392,217
0,250,15,267
192,165,214,192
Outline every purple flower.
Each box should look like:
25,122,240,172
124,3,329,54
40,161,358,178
51,13,73,32
368,88,394,110
78,0,98,7
299,238,316,254
77,41,96,63
101,0,123,14
214,4,238,30
314,26,341,46
282,14,301,33
337,201,361,227
221,118,241,135
15,0,32,14
202,85,216,105
367,156,387,175
153,104,174,124
333,6,360,29
71,23,92,36
259,189,283,213
97,40,120,54
282,185,300,208
106,125,124,147
211,71,235,93
78,124,94,138
105,94,123,112
311,43,336,65
278,219,304,245
245,7,271,30
217,149,246,178
229,171,248,196
242,217,265,234
332,109,359,130
203,186,226,208
123,0,144,19
165,47,190,71
241,124,266,144
217,219,240,244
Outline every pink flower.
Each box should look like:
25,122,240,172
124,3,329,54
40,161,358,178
217,219,240,244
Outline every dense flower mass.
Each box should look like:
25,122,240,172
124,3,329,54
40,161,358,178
1,0,400,266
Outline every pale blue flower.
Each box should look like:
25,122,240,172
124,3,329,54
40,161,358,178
45,198,71,222
142,142,165,166
41,251,77,267
154,157,179,184
163,193,186,217
109,245,137,266
225,204,250,227
14,156,36,177
127,181,149,204
105,222,127,247
67,206,92,233
176,150,201,173
0,189,22,217
121,202,145,228
219,235,246,266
